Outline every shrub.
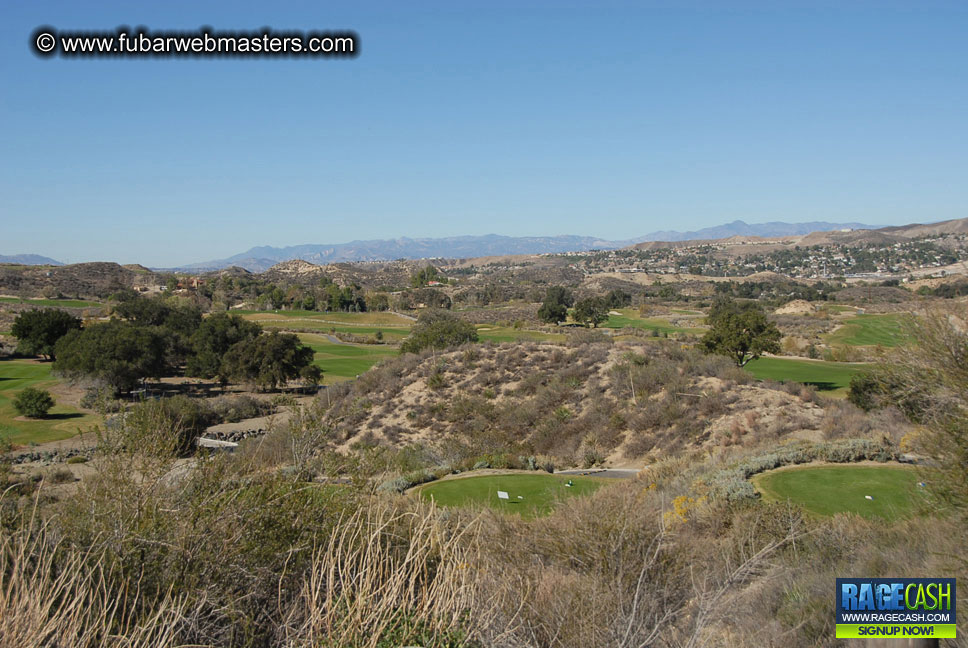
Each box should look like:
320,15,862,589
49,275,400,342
209,394,270,423
581,447,604,468
79,385,122,412
427,370,447,390
49,466,75,484
376,469,437,493
13,387,55,418
701,439,898,502
400,310,478,354
847,371,880,411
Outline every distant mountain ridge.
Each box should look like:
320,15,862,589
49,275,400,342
177,234,634,272
635,220,877,242
177,221,880,271
0,254,63,266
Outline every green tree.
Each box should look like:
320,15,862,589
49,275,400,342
700,300,780,367
299,364,323,388
538,301,567,324
54,321,168,393
221,331,316,390
410,265,441,287
366,292,391,312
114,296,171,326
538,286,574,324
159,302,203,366
847,371,882,411
10,308,81,360
411,288,452,310
268,287,286,310
114,296,203,367
13,387,55,418
603,289,632,309
186,312,263,378
400,309,478,354
573,297,609,328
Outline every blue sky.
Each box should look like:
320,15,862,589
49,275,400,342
1,1,966,266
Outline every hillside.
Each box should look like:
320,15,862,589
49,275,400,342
320,338,894,466
0,261,162,300
880,216,968,237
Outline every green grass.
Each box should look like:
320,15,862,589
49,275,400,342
744,357,869,396
298,333,399,384
0,297,102,308
0,359,99,445
825,314,912,347
239,310,413,326
604,308,705,335
475,326,565,343
246,311,564,345
821,304,857,314
753,464,923,520
416,473,605,517
242,312,411,340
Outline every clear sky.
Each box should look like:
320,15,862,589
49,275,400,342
1,1,966,266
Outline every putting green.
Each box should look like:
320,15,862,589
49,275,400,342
752,464,923,520
744,357,869,396
416,472,605,517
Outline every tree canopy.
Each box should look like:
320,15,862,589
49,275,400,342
400,309,478,354
410,265,442,287
538,286,574,324
221,331,316,391
186,312,263,379
700,300,780,367
573,297,610,328
54,321,169,393
10,308,81,360
113,295,203,366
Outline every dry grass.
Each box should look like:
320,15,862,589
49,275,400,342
0,502,191,648
285,501,502,647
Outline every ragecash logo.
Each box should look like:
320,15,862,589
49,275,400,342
836,578,957,639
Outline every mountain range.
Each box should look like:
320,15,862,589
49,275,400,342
172,220,879,272
1,220,889,271
0,254,64,266
635,220,876,242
